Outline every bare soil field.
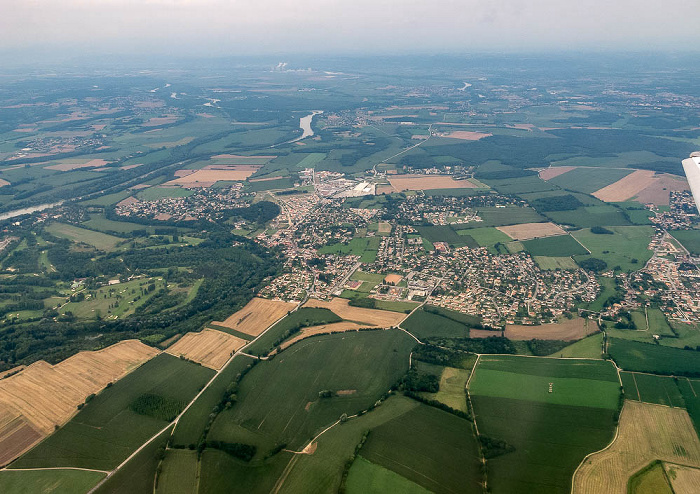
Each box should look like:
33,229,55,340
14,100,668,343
0,340,158,434
504,317,595,341
388,175,481,192
141,115,178,127
497,222,566,241
377,222,392,234
469,329,504,338
213,298,297,337
0,414,43,466
633,174,690,206
539,166,576,180
443,131,492,140
376,185,394,195
278,322,367,351
166,329,247,369
665,463,700,494
44,159,109,171
593,170,657,202
303,297,406,327
167,169,257,187
116,196,139,207
573,401,700,494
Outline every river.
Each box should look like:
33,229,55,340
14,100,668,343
0,202,63,221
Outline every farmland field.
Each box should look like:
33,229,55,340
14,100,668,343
545,205,632,228
666,464,700,494
213,297,297,337
346,456,430,494
608,338,700,375
504,317,595,341
620,372,685,407
549,333,604,359
573,401,700,494
522,234,588,257
0,469,105,494
572,226,653,272
359,403,482,494
546,167,633,194
156,449,198,494
401,306,471,339
592,170,657,202
627,461,673,494
46,222,123,251
420,365,472,412
317,236,381,262
670,229,700,256
207,330,415,451
534,256,579,270
10,354,213,471
497,221,566,240
459,226,511,249
165,328,246,369
303,297,406,328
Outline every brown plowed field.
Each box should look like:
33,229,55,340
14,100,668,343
0,414,43,466
497,222,566,241
388,175,480,192
573,401,700,494
539,166,576,180
278,322,367,351
504,317,595,341
213,298,297,337
443,131,492,140
0,340,158,435
593,170,657,202
166,328,247,369
167,169,257,187
303,298,405,327
633,174,690,206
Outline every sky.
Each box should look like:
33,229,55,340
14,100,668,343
1,0,699,58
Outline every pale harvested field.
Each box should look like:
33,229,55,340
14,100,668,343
303,298,406,327
0,365,24,379
166,329,246,369
116,196,139,207
207,164,262,172
214,298,297,337
0,179,9,187
0,340,158,435
167,169,257,187
539,166,576,180
504,317,595,341
388,175,480,192
212,154,277,159
665,463,700,494
634,174,690,206
443,131,492,140
573,401,700,494
377,222,392,234
142,115,178,127
469,329,504,338
593,170,657,202
278,322,366,351
45,159,109,171
0,413,43,466
497,222,566,241
376,184,394,195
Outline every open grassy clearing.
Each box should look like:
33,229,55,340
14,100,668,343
10,354,213,471
620,372,685,407
0,469,105,494
544,205,632,228
573,401,700,494
534,256,579,270
670,229,700,256
136,186,194,201
572,226,653,272
346,456,430,494
401,306,471,339
628,461,674,494
208,330,415,452
546,167,633,194
46,222,123,251
198,447,293,494
608,338,700,376
317,236,381,263
505,317,595,341
359,402,482,494
459,226,511,249
278,395,420,494
522,234,589,257
548,333,604,359
419,365,471,412
462,206,545,228
470,355,620,409
81,213,156,234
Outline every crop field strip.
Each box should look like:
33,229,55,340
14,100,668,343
620,371,685,408
469,355,621,493
496,221,567,241
0,340,159,465
573,400,700,494
503,317,595,341
165,328,247,369
212,297,298,337
303,297,407,328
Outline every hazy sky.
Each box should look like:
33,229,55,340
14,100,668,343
1,0,699,57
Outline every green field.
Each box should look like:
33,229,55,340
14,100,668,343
419,364,472,412
547,167,633,193
82,213,154,234
548,333,603,359
317,236,381,263
11,355,214,470
417,225,477,248
628,461,673,494
207,330,416,452
46,222,123,251
458,226,511,250
608,338,700,376
545,205,632,228
137,186,194,201
346,456,430,494
350,270,386,283
470,355,620,493
463,206,544,228
0,469,105,494
534,256,579,270
572,226,653,272
677,379,700,437
470,355,620,409
156,449,198,494
585,276,619,312
522,234,588,257
359,403,482,494
401,307,471,339
670,229,700,256
79,191,133,207
620,372,685,407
